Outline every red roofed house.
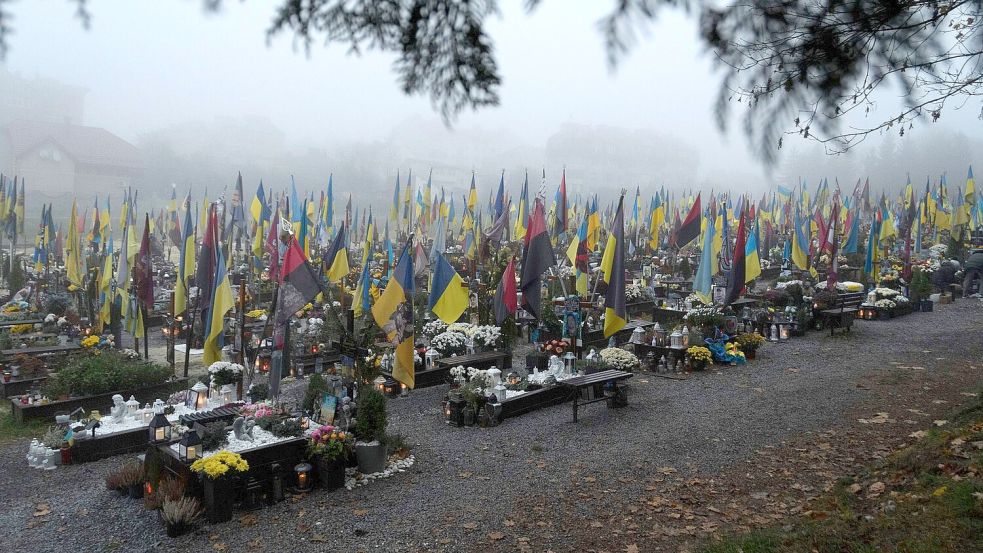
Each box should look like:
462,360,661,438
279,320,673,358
1,119,143,200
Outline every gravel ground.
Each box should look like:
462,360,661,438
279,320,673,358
1,299,981,552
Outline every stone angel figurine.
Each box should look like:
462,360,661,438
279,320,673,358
232,416,256,442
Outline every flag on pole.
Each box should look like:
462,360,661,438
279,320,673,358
203,227,234,366
493,257,517,325
519,198,556,320
323,224,350,283
602,196,627,338
175,201,195,316
675,193,702,248
724,206,747,305
428,252,468,324
276,236,323,325
372,240,415,388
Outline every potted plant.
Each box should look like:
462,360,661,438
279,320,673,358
120,461,145,499
735,332,765,360
190,450,249,523
354,386,388,475
308,425,352,491
909,268,934,312
161,496,202,538
686,345,713,371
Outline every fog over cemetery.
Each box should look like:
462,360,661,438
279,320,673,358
0,1,981,552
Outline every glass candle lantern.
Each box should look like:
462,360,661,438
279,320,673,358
178,429,201,461
563,351,576,373
425,349,440,369
447,395,465,427
373,375,386,393
148,401,172,444
294,462,313,491
188,382,209,410
383,376,400,397
125,396,140,418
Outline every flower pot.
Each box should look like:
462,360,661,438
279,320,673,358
354,441,387,475
128,483,144,499
742,348,757,360
690,360,707,371
920,299,933,312
165,522,189,538
2,372,10,383
202,477,234,524
316,456,346,491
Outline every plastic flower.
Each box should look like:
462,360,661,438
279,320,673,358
81,335,100,348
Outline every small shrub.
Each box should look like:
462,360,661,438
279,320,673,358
199,422,229,452
161,496,202,527
355,385,388,443
118,462,144,487
246,383,269,403
302,374,328,414
271,418,303,438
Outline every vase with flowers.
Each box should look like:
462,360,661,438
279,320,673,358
190,450,249,523
308,425,352,491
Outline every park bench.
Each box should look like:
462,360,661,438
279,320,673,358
816,291,864,336
560,369,633,422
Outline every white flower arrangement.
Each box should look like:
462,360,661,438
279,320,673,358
306,317,324,335
873,287,900,299
44,313,56,323
626,283,644,302
874,299,897,308
208,361,244,375
775,279,803,289
57,316,68,327
119,348,141,360
929,243,947,258
599,347,641,371
446,322,475,334
430,331,467,356
421,319,448,338
465,325,501,348
895,295,910,303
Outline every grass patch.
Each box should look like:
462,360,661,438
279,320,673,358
0,401,46,443
701,392,983,553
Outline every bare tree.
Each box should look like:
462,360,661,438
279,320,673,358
2,0,981,163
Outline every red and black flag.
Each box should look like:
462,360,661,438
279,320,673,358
276,236,323,325
134,213,154,309
494,257,517,325
519,198,556,320
724,206,747,306
675,193,702,249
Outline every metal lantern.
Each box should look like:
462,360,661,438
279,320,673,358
148,401,172,444
294,462,313,491
140,403,154,424
652,323,667,346
220,384,237,404
373,375,387,393
563,351,577,373
254,352,271,374
383,376,400,397
669,329,683,349
125,396,140,418
178,429,201,461
326,374,345,399
492,383,508,403
770,323,779,342
447,394,465,427
680,325,690,347
779,322,790,342
188,381,209,410
630,326,646,345
425,349,440,369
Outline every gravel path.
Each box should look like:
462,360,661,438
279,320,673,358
0,299,981,552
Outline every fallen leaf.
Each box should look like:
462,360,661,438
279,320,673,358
310,534,328,543
932,486,948,497
908,430,928,439
933,420,948,426
590,521,603,528
458,471,473,478
846,483,862,494
33,504,50,517
627,545,640,553
868,482,885,497
463,522,478,530
212,544,227,552
239,514,259,526
504,520,516,527
488,532,505,541
246,538,262,549
352,509,369,516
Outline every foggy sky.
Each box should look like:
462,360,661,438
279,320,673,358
3,0,981,199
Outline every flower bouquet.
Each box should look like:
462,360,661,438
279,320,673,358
686,345,712,370
599,347,641,371
540,338,569,355
734,332,765,359
308,425,352,490
190,450,250,522
430,331,467,357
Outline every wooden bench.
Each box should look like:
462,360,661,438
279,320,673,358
816,291,864,336
560,369,633,422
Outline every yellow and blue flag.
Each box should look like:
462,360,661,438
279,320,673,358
372,241,415,388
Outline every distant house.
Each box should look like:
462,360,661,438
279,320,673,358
1,120,143,200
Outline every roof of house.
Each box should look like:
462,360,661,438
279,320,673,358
3,119,142,169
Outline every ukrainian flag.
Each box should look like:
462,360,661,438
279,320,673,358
745,220,762,283
791,208,810,271
428,252,468,324
203,242,234,366
373,242,415,388
324,225,350,282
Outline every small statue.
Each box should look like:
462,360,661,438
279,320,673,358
548,354,563,375
337,397,353,432
232,416,256,442
110,394,126,423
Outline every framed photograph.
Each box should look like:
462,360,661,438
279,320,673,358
320,394,337,425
